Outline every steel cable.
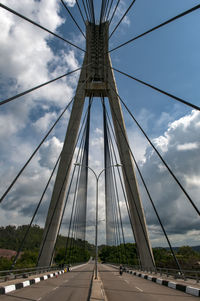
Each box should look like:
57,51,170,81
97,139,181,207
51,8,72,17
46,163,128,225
106,0,114,21
104,100,182,272
109,4,200,53
108,82,200,217
109,0,136,39
61,0,86,38
109,66,200,111
0,3,86,52
0,66,89,106
105,111,141,267
76,0,87,26
37,98,91,264
11,154,61,268
50,120,88,264
109,0,120,25
107,88,156,267
0,99,73,204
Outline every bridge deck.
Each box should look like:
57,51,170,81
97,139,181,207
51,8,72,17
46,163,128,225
99,264,198,300
1,263,199,300
0,262,94,301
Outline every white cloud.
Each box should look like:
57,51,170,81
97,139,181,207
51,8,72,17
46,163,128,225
0,0,79,108
33,111,57,133
64,0,76,7
0,1,199,250
0,0,80,228
95,128,103,135
140,110,200,246
177,142,199,151
39,136,63,169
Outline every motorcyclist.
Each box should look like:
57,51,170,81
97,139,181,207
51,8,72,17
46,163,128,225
119,264,123,275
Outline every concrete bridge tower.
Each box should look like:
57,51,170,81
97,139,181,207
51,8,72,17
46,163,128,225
38,22,155,269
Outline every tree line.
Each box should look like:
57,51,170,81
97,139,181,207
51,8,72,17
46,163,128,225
0,225,199,271
0,225,94,270
99,244,200,270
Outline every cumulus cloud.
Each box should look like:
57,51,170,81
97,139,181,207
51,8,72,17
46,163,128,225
65,0,76,7
39,137,63,169
33,111,57,133
0,0,80,228
139,110,200,246
0,0,80,108
0,1,199,250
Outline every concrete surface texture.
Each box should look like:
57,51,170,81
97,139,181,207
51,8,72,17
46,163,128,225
0,262,94,301
99,264,199,300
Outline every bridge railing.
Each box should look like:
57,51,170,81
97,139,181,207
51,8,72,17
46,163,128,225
129,265,200,283
0,261,88,283
0,265,60,283
105,263,200,283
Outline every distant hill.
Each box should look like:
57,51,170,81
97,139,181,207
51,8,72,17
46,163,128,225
192,246,200,252
164,246,200,253
0,225,95,254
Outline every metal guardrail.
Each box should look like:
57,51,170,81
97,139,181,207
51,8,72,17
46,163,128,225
0,262,85,283
106,263,200,283
0,265,60,283
128,265,200,283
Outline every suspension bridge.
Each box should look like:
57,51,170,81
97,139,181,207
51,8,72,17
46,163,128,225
0,0,200,300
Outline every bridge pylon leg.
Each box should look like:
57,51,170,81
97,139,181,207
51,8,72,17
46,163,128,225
107,55,155,268
38,21,155,269
37,59,87,267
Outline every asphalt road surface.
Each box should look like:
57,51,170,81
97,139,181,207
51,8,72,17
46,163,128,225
0,262,94,301
99,264,198,301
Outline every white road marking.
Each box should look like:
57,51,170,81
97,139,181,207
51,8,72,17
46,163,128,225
52,286,59,291
37,298,42,301
135,286,143,292
64,280,69,283
124,279,129,284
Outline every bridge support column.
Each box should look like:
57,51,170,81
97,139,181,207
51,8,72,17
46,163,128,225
38,21,155,269
37,61,87,267
107,55,155,268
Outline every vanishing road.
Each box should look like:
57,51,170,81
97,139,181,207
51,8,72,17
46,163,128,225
0,262,94,301
99,264,198,301
1,263,198,300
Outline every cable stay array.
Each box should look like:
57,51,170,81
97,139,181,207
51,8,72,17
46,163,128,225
109,66,200,111
103,101,182,272
103,99,129,264
76,0,87,26
108,0,136,39
0,3,85,52
0,66,87,106
0,98,73,204
64,102,91,263
61,0,86,39
109,0,120,25
108,81,200,217
12,103,90,268
0,0,199,271
0,74,92,204
38,98,92,265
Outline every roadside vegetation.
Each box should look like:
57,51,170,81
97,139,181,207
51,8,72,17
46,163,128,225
0,225,94,270
99,244,200,270
0,225,199,271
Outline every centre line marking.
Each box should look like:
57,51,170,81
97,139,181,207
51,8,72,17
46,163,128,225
135,286,143,292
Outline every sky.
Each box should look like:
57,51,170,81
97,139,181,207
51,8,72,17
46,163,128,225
0,0,200,249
